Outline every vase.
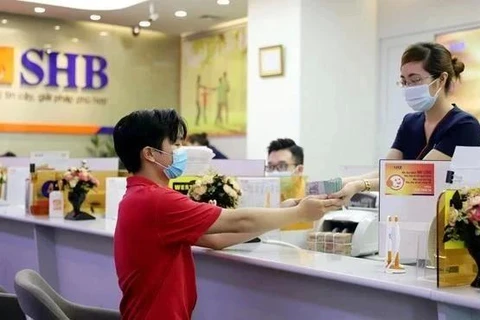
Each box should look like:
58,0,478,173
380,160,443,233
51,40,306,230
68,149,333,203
65,190,95,221
463,225,480,288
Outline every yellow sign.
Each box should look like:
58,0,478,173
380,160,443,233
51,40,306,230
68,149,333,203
437,190,476,287
169,176,200,195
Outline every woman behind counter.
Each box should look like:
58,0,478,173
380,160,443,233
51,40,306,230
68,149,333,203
186,132,228,159
333,42,480,204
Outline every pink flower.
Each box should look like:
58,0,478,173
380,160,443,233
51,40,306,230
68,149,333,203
78,171,89,181
468,206,480,222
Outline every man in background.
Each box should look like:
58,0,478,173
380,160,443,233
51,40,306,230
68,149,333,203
266,138,304,176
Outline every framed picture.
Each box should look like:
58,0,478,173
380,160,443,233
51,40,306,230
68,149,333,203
259,45,284,77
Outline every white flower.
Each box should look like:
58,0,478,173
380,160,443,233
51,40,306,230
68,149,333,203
230,179,241,192
202,175,214,184
223,184,238,199
198,186,207,196
191,193,201,200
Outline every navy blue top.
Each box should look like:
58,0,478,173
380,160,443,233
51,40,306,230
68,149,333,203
392,105,480,159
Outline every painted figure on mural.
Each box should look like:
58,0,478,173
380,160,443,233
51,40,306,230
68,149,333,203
223,71,230,124
215,77,224,125
214,72,230,125
195,75,206,126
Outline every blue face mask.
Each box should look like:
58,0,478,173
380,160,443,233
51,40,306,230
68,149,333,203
403,79,441,112
150,147,187,179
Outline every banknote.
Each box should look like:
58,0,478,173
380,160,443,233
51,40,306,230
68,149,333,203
307,179,342,195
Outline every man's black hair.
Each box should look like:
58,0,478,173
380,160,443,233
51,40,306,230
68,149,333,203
267,138,304,165
113,108,187,173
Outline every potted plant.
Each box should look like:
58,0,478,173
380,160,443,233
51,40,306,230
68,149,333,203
444,188,480,287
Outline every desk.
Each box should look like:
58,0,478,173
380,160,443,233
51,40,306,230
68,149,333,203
0,208,478,319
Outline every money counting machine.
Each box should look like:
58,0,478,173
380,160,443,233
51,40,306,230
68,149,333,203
309,208,378,257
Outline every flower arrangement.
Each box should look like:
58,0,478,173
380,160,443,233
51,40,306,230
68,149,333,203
62,160,99,193
188,173,242,209
444,188,480,242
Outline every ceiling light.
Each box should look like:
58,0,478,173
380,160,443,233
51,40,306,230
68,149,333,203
99,31,108,36
90,14,101,21
54,25,60,30
71,38,79,43
34,7,46,13
174,10,187,18
217,0,230,5
139,20,151,27
1,19,7,24
18,0,147,11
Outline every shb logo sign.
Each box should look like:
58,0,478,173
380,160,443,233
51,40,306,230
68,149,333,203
0,47,14,85
0,47,109,90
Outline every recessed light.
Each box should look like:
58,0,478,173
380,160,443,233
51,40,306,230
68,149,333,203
99,31,108,36
71,38,79,43
90,14,101,21
139,20,151,27
1,19,7,24
54,25,60,30
34,7,46,13
217,0,230,5
174,10,187,18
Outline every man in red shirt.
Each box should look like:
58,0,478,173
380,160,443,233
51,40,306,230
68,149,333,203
113,109,342,319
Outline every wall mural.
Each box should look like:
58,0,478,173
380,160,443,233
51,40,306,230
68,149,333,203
181,25,247,136
437,28,480,119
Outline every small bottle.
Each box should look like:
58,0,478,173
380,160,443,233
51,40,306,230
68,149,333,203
25,163,35,213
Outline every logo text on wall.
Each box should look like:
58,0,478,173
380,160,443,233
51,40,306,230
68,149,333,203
0,46,108,89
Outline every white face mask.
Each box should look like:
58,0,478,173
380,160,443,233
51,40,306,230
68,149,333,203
403,79,442,112
265,170,293,177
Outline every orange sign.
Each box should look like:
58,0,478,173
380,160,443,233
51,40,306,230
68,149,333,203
385,163,434,196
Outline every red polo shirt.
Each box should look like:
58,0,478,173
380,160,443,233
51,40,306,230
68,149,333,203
114,176,221,320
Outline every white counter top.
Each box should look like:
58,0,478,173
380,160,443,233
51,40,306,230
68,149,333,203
0,207,479,311
0,206,116,238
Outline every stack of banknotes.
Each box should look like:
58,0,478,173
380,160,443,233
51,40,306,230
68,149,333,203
306,178,342,195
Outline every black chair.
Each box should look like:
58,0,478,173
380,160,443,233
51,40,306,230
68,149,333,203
0,285,25,319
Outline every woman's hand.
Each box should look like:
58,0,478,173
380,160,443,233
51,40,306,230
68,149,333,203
329,180,364,206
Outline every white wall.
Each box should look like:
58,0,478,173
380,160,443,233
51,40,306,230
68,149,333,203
300,0,378,180
378,0,480,40
246,0,302,160
377,0,480,159
209,136,246,159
